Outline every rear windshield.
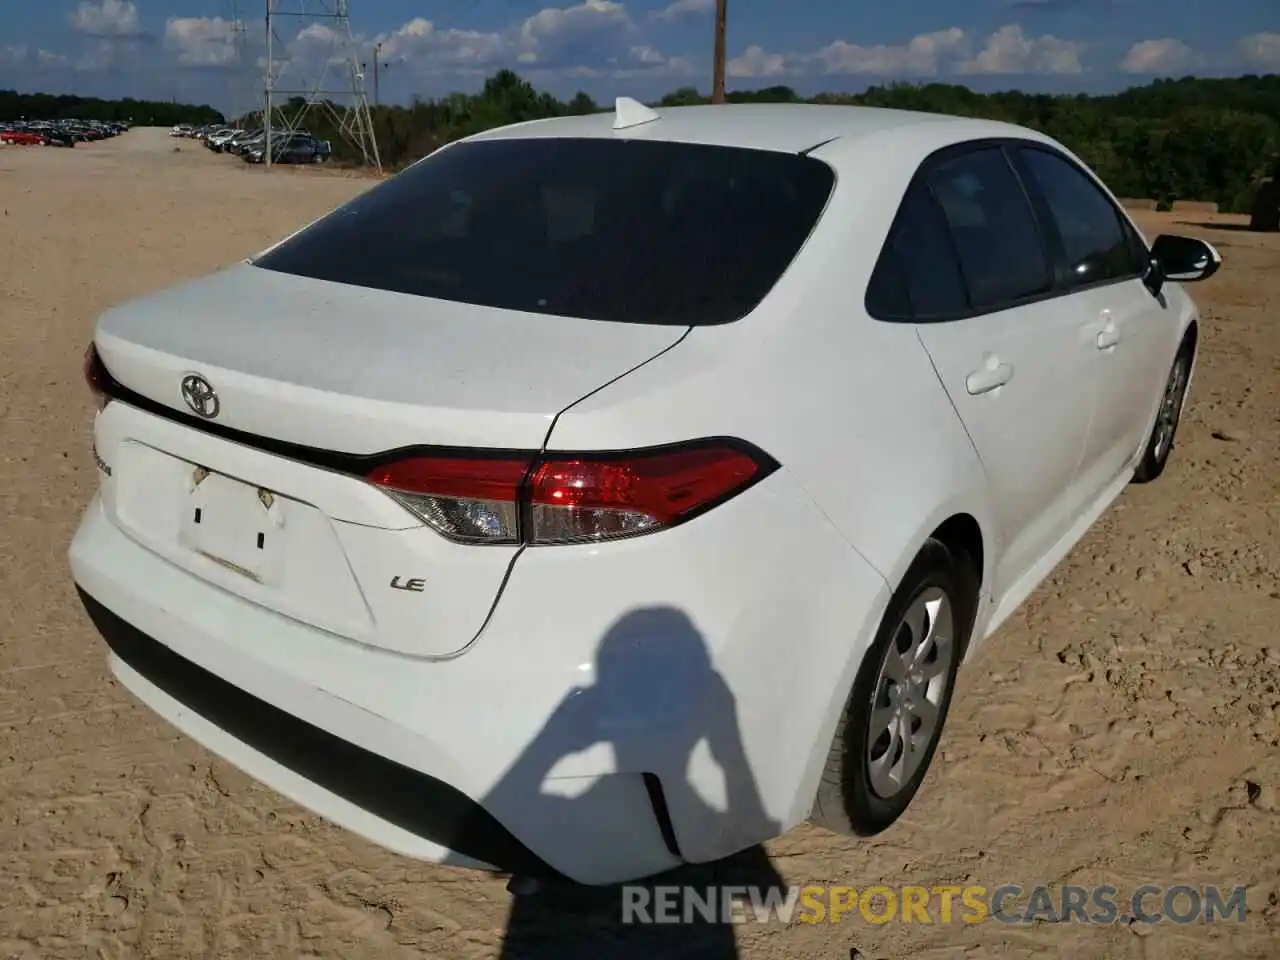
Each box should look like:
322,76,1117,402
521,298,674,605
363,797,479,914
253,137,835,325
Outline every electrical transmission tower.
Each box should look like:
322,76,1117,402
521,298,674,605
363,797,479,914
220,0,253,126
262,0,381,172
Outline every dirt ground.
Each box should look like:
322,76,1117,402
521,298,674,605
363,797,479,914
0,128,1276,960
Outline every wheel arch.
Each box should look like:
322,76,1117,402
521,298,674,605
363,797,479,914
929,513,985,590
877,497,996,615
805,513,988,836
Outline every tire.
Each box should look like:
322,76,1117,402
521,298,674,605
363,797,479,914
1131,341,1193,484
811,537,979,836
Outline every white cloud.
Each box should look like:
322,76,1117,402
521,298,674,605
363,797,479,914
1239,32,1280,70
517,0,633,63
630,44,666,64
371,3,685,82
618,45,698,77
814,28,967,75
69,0,141,38
1120,38,1195,74
376,18,506,70
727,44,788,78
652,0,714,22
719,24,1083,81
0,45,68,68
956,24,1084,74
165,17,243,68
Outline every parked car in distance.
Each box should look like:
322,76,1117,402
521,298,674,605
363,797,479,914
1,129,48,145
1,119,126,145
243,132,330,164
204,128,239,151
222,129,261,154
72,100,1220,887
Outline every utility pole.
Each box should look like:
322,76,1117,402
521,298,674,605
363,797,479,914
711,0,727,103
373,42,381,107
264,0,272,168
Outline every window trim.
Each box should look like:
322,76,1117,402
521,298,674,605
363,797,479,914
865,137,1153,325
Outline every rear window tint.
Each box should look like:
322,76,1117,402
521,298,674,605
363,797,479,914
253,137,835,326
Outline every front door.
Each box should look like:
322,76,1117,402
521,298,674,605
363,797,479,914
1009,144,1179,491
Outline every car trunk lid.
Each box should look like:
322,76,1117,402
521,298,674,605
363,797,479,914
95,262,684,453
91,263,686,657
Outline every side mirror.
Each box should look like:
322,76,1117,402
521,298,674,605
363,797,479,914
1150,234,1222,284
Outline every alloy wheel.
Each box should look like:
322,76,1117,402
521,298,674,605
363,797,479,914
866,586,955,799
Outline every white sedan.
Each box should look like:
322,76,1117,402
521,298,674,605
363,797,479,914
71,99,1219,886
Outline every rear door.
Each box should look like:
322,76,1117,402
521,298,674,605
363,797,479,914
880,144,1098,596
1010,144,1178,492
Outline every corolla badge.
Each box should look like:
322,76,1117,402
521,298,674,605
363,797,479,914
181,374,220,419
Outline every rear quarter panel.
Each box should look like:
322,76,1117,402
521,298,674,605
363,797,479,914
538,125,1002,829
545,123,999,596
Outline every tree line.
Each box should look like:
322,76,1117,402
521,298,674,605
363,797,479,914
7,71,1278,213
285,71,1280,214
0,90,223,126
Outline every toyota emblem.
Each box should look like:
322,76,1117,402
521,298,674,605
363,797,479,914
181,374,220,419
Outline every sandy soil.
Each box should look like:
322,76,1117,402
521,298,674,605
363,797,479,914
0,128,1277,960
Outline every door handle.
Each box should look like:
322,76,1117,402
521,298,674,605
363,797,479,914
1096,312,1121,349
1097,325,1121,349
966,361,1013,396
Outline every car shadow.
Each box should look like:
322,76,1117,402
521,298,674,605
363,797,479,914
480,607,789,959
1174,220,1256,233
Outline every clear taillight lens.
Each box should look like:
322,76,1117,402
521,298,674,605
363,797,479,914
84,342,110,411
366,456,530,544
365,441,775,546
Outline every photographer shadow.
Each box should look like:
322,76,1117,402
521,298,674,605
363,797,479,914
483,606,787,959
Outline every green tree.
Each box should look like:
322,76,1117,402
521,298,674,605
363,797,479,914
17,72,1278,210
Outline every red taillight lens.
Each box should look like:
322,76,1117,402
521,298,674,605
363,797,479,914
366,456,532,544
84,342,110,411
365,441,774,546
527,445,765,544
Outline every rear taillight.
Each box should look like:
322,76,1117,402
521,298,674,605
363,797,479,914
365,440,776,546
84,342,110,411
526,445,765,544
367,456,530,544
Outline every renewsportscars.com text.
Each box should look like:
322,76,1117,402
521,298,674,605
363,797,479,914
620,883,1248,926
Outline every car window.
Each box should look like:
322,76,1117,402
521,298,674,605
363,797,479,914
1016,147,1144,287
866,179,968,320
927,148,1052,311
253,137,835,326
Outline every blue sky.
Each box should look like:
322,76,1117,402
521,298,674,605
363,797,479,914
1,0,1277,114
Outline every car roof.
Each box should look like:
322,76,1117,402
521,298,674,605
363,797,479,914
462,101,1039,156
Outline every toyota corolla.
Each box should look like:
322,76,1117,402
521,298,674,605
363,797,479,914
70,100,1219,886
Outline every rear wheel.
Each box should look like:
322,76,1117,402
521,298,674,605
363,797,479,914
810,538,978,836
1132,342,1193,484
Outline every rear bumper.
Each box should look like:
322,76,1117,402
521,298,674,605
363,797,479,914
79,587,555,877
71,468,889,884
